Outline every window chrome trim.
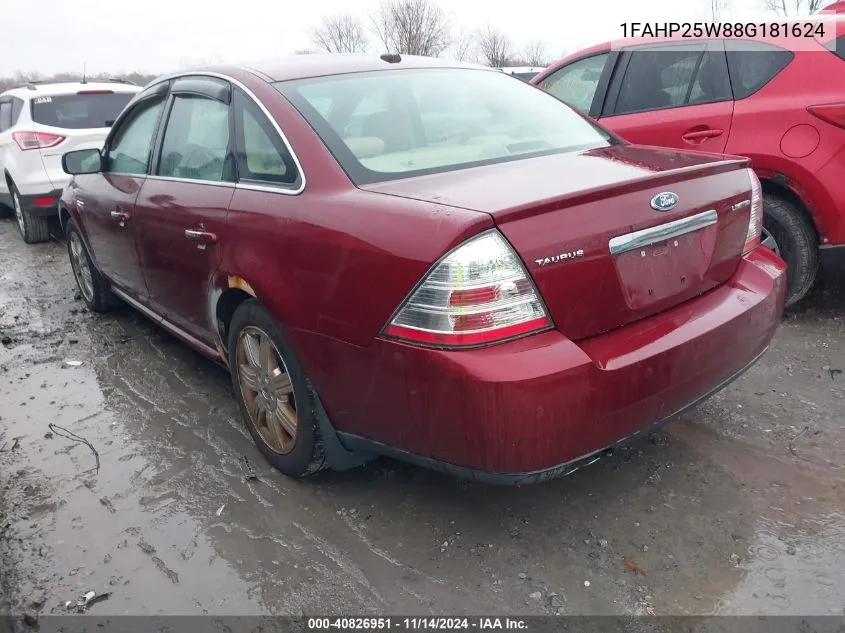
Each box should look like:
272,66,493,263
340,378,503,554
139,70,306,196
145,174,236,188
608,209,718,256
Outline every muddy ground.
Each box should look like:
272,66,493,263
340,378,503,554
0,216,843,622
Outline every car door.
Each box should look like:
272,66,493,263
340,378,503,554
76,84,169,296
133,76,235,345
598,41,735,153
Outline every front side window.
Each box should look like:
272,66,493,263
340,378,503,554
539,53,609,113
276,68,613,185
106,98,165,175
235,92,299,186
31,92,135,129
157,95,231,182
725,41,793,100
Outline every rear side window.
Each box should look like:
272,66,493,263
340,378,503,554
0,102,11,131
725,41,793,100
613,47,731,115
234,90,299,187
826,36,845,61
30,92,135,129
539,53,609,113
10,98,22,126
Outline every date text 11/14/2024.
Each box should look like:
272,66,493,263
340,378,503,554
307,617,529,630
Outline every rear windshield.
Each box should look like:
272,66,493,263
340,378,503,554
275,68,613,185
30,92,135,129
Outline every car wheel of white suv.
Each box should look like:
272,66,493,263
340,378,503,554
12,185,50,244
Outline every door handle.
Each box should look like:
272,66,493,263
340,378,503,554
110,210,130,226
184,228,218,250
682,128,723,142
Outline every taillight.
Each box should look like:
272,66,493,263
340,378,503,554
383,230,552,348
808,103,845,129
743,168,764,255
12,131,66,151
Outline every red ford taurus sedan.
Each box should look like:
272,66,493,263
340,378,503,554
59,54,786,485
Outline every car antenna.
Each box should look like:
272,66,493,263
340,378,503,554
380,53,401,64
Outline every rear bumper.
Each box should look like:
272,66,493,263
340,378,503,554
18,188,63,217
307,246,786,481
340,345,770,485
819,244,845,278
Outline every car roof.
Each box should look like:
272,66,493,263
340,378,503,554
1,81,141,99
229,54,493,83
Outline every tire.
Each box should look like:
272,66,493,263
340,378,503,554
65,218,119,313
12,185,50,244
762,193,819,307
228,299,327,478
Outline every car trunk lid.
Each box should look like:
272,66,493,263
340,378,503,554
361,145,754,340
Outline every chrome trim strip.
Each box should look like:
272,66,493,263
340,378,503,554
129,70,306,196
608,209,718,256
145,174,236,189
110,286,222,359
236,182,301,194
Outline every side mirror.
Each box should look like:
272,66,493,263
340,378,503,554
62,149,102,175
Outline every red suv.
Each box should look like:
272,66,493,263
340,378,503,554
532,11,844,305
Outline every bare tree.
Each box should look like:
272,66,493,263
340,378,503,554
521,40,550,67
476,25,513,67
311,13,368,54
449,28,476,62
762,0,826,16
293,48,321,55
705,0,732,20
370,0,452,56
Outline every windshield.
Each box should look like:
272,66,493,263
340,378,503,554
275,68,613,184
31,92,135,129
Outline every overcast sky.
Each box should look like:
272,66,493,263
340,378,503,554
0,0,827,77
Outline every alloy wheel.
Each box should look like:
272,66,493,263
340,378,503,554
13,193,25,236
235,326,298,454
69,231,95,303
761,227,780,257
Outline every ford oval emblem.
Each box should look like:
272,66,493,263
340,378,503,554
651,192,679,212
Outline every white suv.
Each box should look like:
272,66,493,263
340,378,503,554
0,80,141,243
